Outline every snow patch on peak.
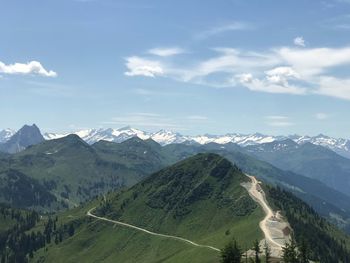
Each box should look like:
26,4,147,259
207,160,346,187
40,127,350,159
0,128,16,143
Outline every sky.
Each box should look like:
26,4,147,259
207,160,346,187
1,0,350,138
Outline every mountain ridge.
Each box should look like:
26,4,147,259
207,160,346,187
2,126,350,158
42,127,350,158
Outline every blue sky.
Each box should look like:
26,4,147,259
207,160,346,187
1,0,350,137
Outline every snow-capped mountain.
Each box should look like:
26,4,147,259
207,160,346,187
42,127,350,159
190,133,283,146
151,130,189,145
43,127,150,144
0,129,16,143
290,134,350,159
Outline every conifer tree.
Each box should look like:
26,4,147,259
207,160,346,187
253,240,261,263
221,239,242,263
282,238,298,263
264,241,271,263
298,238,309,263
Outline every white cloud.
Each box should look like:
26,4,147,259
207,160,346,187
105,112,181,129
148,47,185,57
0,61,57,77
293,37,306,47
124,45,350,100
264,66,301,88
124,56,164,77
315,113,329,120
187,115,208,121
267,121,294,127
265,115,289,120
102,112,208,131
197,22,252,39
315,76,350,100
277,46,350,77
237,72,305,95
265,116,294,127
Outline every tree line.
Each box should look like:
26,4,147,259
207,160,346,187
221,237,312,263
0,205,77,263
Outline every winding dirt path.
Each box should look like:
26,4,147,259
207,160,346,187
243,175,291,257
86,207,220,252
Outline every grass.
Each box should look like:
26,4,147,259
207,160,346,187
31,154,265,263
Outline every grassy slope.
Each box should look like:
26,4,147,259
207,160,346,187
0,135,146,208
182,143,350,232
92,137,170,175
31,153,264,263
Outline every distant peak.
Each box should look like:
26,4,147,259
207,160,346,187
315,133,329,138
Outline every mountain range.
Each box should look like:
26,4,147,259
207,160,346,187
1,125,350,261
0,126,349,233
1,126,350,158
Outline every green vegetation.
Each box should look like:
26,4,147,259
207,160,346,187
31,153,264,263
0,152,349,262
0,204,40,262
267,186,350,262
2,134,350,237
0,202,87,263
0,136,172,211
0,169,59,210
186,143,350,233
221,239,242,263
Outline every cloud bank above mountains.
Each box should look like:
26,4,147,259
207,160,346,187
125,44,350,100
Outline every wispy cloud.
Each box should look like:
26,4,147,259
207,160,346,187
25,80,74,97
132,88,186,97
323,14,350,30
265,115,289,120
265,116,294,127
315,113,329,120
102,112,185,130
125,44,350,100
0,60,57,77
102,112,210,131
187,115,208,121
196,22,253,39
148,47,185,57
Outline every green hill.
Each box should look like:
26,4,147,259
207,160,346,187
0,135,159,210
163,142,350,232
27,153,350,263
92,137,170,175
31,153,264,263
